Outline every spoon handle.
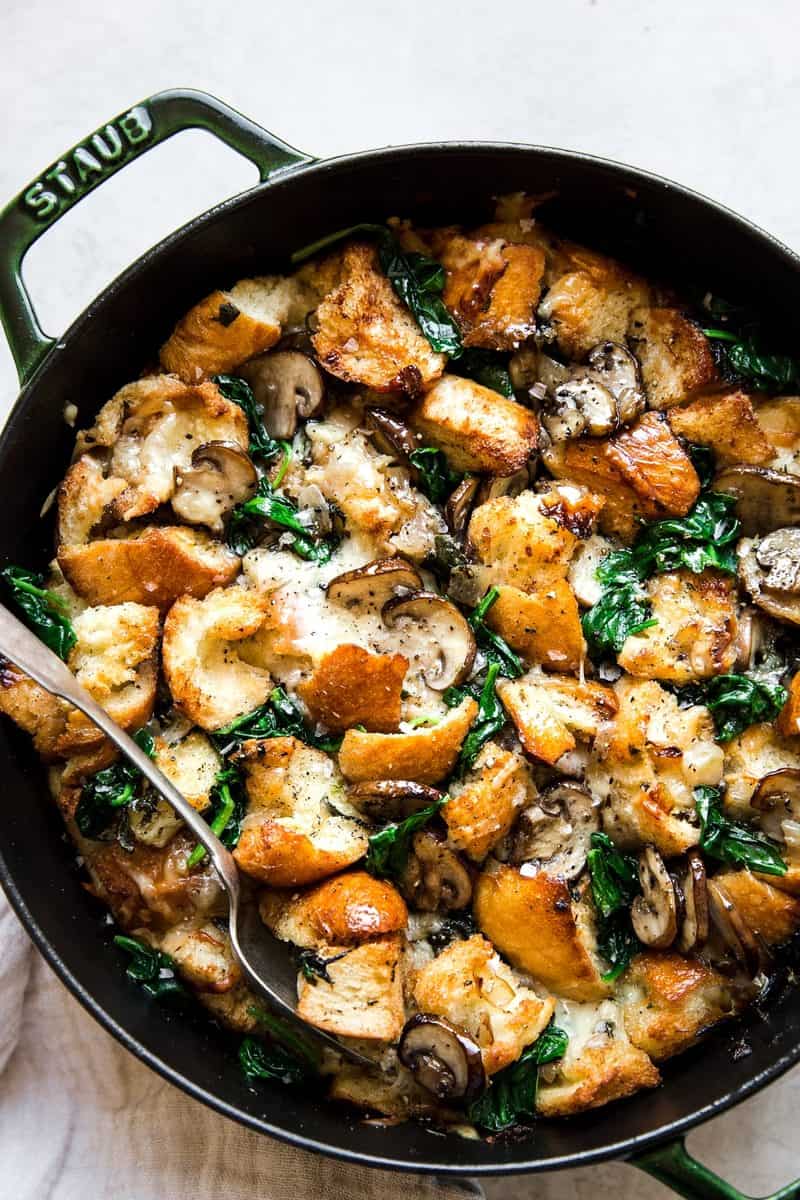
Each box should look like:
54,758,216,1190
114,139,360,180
0,602,240,896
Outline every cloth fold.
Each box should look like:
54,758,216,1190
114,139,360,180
0,892,481,1200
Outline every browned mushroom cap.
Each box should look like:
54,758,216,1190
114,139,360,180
239,350,325,438
365,408,420,461
474,468,531,506
398,1014,485,1102
543,372,617,441
586,341,645,425
445,476,480,536
631,846,679,949
382,591,476,690
172,441,258,532
400,830,472,911
739,530,800,626
715,467,800,537
675,850,710,954
751,768,800,849
348,779,443,822
503,784,599,880
706,878,767,977
734,606,766,671
326,557,422,609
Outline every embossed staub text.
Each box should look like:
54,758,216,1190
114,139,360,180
22,105,153,222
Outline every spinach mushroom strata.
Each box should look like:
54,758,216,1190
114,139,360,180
4,193,800,1137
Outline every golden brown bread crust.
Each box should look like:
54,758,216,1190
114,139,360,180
260,871,408,946
312,243,445,392
474,865,611,1001
412,375,540,475
543,437,653,541
296,932,406,1041
667,388,775,466
467,489,584,592
605,412,701,516
438,234,545,350
497,673,617,766
619,951,739,1060
159,288,281,382
484,581,585,673
297,644,408,733
56,455,128,547
0,661,68,759
713,870,800,944
443,741,534,862
58,526,240,611
337,696,478,784
536,1035,660,1117
539,246,651,358
233,737,368,887
628,307,717,410
412,934,556,1075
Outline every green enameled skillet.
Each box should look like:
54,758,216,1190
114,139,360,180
1,89,799,1200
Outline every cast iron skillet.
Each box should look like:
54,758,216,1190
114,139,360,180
0,89,799,1200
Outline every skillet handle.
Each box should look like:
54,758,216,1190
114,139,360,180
0,88,312,386
630,1137,800,1200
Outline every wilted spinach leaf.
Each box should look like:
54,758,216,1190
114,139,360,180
445,662,506,776
211,686,340,756
467,1022,569,1132
364,798,445,880
74,729,156,839
297,947,351,985
678,673,787,743
227,476,338,562
2,566,77,660
214,374,284,461
451,348,513,396
408,446,463,504
695,786,787,876
113,934,185,1000
247,1004,322,1076
467,588,523,678
703,328,800,393
587,832,642,981
186,762,247,869
686,444,716,489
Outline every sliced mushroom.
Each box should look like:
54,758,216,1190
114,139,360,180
474,468,531,506
715,467,800,537
348,780,442,823
543,372,618,441
504,784,599,880
398,1014,485,1102
631,846,679,949
739,532,800,626
586,341,645,425
751,768,800,851
326,558,422,610
675,850,709,954
445,476,480,536
239,350,325,439
172,441,258,532
382,591,476,690
734,606,765,671
509,348,569,396
400,830,473,911
365,408,419,461
706,879,766,977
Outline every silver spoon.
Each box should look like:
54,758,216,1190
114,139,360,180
0,601,372,1068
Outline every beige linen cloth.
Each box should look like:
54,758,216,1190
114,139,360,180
0,892,483,1200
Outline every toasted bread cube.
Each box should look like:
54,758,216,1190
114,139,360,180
0,661,70,759
628,307,717,410
713,870,800,945
474,865,611,1001
498,672,617,766
159,922,241,993
667,388,774,466
467,489,586,593
723,723,800,816
439,233,545,350
297,644,408,733
778,670,800,738
130,732,220,848
619,951,739,1060
337,696,477,784
297,933,405,1041
617,570,738,683
233,736,368,887
543,438,652,542
162,587,273,730
74,376,248,524
605,413,700,516
485,581,585,673
444,741,535,862
536,998,659,1116
754,395,800,473
412,375,539,476
539,249,650,357
329,1060,452,1120
413,934,555,1075
260,870,408,947
59,526,240,611
312,242,445,393
56,454,128,547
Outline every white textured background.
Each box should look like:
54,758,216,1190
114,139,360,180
0,0,798,1195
